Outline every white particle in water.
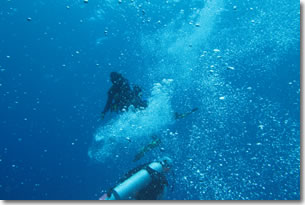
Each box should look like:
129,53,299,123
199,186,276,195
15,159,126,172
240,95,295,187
219,96,225,100
213,49,220,52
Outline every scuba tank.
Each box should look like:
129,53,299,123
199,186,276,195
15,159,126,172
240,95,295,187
101,157,173,200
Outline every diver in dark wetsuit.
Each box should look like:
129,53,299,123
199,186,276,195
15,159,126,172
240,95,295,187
101,72,134,119
101,72,148,119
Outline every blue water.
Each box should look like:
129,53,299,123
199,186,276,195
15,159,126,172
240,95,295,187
0,0,300,200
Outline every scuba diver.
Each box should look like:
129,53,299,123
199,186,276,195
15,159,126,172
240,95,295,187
100,157,173,200
101,72,147,119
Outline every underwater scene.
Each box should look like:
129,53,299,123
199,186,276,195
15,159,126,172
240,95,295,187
0,0,300,200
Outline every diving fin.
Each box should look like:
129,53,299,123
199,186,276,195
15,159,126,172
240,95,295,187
133,137,161,162
175,107,199,120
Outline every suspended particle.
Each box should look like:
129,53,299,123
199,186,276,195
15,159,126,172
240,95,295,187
258,125,264,130
118,0,122,4
66,6,70,9
227,66,235,70
233,5,237,10
219,96,225,100
195,23,200,27
125,137,131,142
213,49,220,52
84,0,88,3
27,17,32,22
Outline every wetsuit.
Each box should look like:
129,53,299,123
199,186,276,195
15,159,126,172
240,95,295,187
102,78,133,114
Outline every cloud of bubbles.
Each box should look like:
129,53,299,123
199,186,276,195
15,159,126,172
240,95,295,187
88,79,175,163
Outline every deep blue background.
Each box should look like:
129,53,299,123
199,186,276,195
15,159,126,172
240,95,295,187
0,0,300,200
